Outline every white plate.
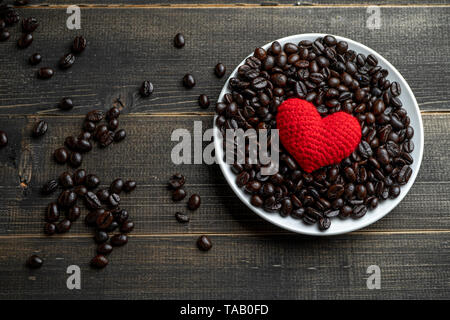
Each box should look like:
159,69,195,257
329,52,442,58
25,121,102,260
213,34,424,236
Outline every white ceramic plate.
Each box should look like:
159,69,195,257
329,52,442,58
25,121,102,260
213,34,424,236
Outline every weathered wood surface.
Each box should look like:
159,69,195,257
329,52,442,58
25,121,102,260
0,4,449,299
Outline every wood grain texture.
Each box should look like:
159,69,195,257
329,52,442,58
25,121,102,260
0,7,449,115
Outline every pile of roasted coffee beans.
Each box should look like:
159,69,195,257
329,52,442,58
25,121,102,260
215,35,414,231
168,173,211,251
52,106,126,168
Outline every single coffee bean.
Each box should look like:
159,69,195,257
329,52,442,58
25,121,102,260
110,178,124,194
113,129,126,142
59,53,75,69
29,53,41,65
72,169,86,185
0,29,10,41
214,63,226,78
58,190,77,208
59,171,74,189
86,110,104,122
182,74,196,88
113,209,129,224
43,222,56,235
64,136,78,150
76,136,92,151
107,193,120,207
90,255,108,268
94,230,109,244
22,17,38,32
175,212,190,223
85,174,100,189
99,131,114,147
37,67,54,79
53,147,68,164
56,219,71,233
168,173,185,189
123,180,137,192
188,194,201,210
110,234,128,246
96,210,114,230
96,188,110,203
140,80,154,97
84,191,101,210
198,94,210,109
352,205,367,219
32,120,48,137
41,179,58,195
45,202,60,222
72,35,87,53
106,221,119,233
59,97,73,110
68,152,82,168
172,188,186,201
83,120,96,133
67,205,81,222
0,130,7,148
197,235,212,251
97,243,113,255
108,119,119,131
26,255,43,269
120,221,134,233
318,217,331,230
17,33,33,48
174,33,185,48
73,185,87,197
85,209,103,226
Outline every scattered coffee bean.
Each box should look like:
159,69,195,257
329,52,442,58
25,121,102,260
59,97,73,110
99,131,114,147
173,33,185,48
214,63,226,78
22,16,38,32
45,202,60,222
140,80,154,97
59,53,75,69
72,35,87,53
68,151,82,168
67,205,81,222
94,230,109,244
188,194,201,210
41,179,58,195
26,255,43,269
56,219,71,233
59,171,74,189
43,222,56,235
196,235,212,251
58,190,77,208
168,173,185,189
53,147,69,164
73,169,86,185
0,29,10,41
84,191,101,210
123,180,137,192
85,174,100,189
113,129,126,142
172,188,186,201
107,193,120,207
86,110,104,122
17,33,33,48
0,130,7,147
113,209,129,224
97,243,113,255
110,178,124,194
120,221,134,233
198,94,210,109
91,255,108,269
175,212,190,223
73,185,88,197
182,74,195,88
85,209,102,226
96,189,110,203
32,120,48,137
37,67,54,79
29,53,41,65
110,234,128,246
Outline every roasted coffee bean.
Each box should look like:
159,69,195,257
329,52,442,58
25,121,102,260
43,222,56,235
90,255,108,268
96,189,110,203
389,185,401,198
168,173,185,189
214,63,226,78
108,193,120,207
98,131,114,147
32,120,48,137
72,169,86,185
97,243,113,255
188,194,201,210
86,110,104,122
110,178,124,194
72,36,87,53
56,219,71,233
67,205,81,222
46,202,60,222
37,67,54,79
123,180,137,192
107,119,119,131
85,209,102,226
26,255,43,269
0,29,10,41
0,130,7,148
173,33,185,48
96,211,114,229
113,129,126,142
64,136,78,150
140,80,154,97
110,234,128,246
327,184,344,199
183,74,196,88
29,53,42,65
41,179,58,195
85,174,100,189
59,171,74,189
318,217,331,230
197,235,212,251
22,17,38,32
236,171,250,187
352,205,367,219
113,209,128,224
74,185,87,197
198,94,210,109
120,221,134,233
84,191,101,210
58,190,77,208
68,152,82,168
175,212,190,223
17,33,33,48
59,53,75,69
94,230,109,244
172,188,186,201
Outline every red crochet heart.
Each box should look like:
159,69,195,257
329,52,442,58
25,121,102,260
276,98,361,173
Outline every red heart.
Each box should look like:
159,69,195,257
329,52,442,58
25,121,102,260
276,98,361,173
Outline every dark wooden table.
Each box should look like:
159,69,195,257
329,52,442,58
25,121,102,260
0,1,449,300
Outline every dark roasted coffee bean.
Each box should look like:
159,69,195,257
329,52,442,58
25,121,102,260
96,210,114,230
352,205,367,219
32,120,48,137
250,194,263,207
327,184,344,199
94,230,109,244
26,255,43,269
96,189,110,203
236,171,250,187
91,255,108,268
59,171,74,189
58,190,77,208
107,119,119,131
389,185,401,198
29,53,42,65
41,179,58,195
84,191,101,209
56,219,71,233
64,136,78,150
175,212,190,223
318,217,331,230
67,205,81,222
17,33,33,48
172,188,186,201
198,94,210,109
44,222,56,235
120,220,134,233
74,185,87,197
68,152,82,168
0,130,7,148
59,53,75,69
113,129,126,142
168,173,185,189
110,234,128,246
97,243,113,255
0,29,10,41
98,131,114,147
46,202,60,222
188,194,201,210
367,54,378,66
112,209,128,224
214,63,226,78
173,33,185,48
110,178,124,194
140,80,154,97
37,67,54,79
72,36,86,53
72,169,86,186
183,74,195,88
108,193,120,207
85,209,102,226
197,235,212,251
22,17,38,32
86,109,104,122
85,174,100,189
340,205,352,218
123,180,137,192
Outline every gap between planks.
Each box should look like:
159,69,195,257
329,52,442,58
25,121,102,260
0,229,449,239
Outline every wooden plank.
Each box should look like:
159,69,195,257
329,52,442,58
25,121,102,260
0,7,449,115
0,113,448,236
0,233,448,299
